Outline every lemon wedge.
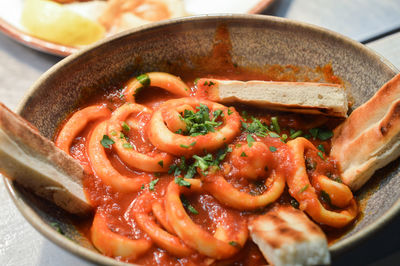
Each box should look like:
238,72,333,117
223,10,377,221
21,0,105,46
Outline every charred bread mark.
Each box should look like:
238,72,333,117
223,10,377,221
331,73,400,190
0,103,92,216
248,206,330,266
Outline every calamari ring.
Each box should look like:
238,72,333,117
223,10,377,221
313,174,353,208
151,199,175,234
91,211,152,260
202,171,285,210
124,72,190,103
133,192,194,257
148,97,241,156
165,178,248,259
88,121,150,193
108,103,173,172
55,105,111,171
286,137,358,228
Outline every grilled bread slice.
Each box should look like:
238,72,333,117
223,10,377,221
196,78,348,117
0,103,92,216
331,73,400,190
249,206,330,266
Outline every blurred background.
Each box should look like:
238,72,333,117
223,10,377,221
0,0,399,265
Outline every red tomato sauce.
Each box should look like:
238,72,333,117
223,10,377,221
56,65,356,265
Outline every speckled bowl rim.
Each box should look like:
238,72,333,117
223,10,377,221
4,14,400,265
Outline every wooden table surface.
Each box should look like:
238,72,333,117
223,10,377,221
1,0,400,265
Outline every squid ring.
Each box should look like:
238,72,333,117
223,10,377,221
148,98,241,156
133,192,194,257
91,211,152,260
124,72,190,103
55,105,111,171
286,137,358,228
88,121,150,193
202,170,285,210
108,103,173,172
165,178,248,259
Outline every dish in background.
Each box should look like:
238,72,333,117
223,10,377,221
3,15,399,265
0,0,274,57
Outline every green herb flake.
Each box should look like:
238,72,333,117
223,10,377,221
174,177,191,188
149,178,159,191
242,117,269,137
194,78,200,86
228,108,233,115
241,152,247,157
158,160,164,168
317,144,325,153
268,132,280,138
100,135,115,149
154,172,161,177
309,128,319,140
141,184,145,190
181,195,198,214
317,151,325,160
229,241,240,248
290,130,303,139
317,129,334,141
110,130,117,136
281,134,288,141
247,134,255,147
123,142,133,149
50,222,65,235
122,121,130,131
269,146,277,152
299,184,309,194
136,73,150,86
180,141,196,148
271,117,281,134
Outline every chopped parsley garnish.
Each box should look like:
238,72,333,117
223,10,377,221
290,198,300,209
110,130,117,136
175,177,191,188
100,135,114,148
181,195,198,214
149,178,159,191
270,117,280,134
136,73,150,86
247,134,255,147
180,141,197,149
299,184,309,194
268,132,280,138
228,108,233,115
122,121,130,131
281,134,288,141
269,146,277,152
179,104,223,136
50,222,65,235
241,152,247,157
123,142,133,149
141,184,145,190
290,130,303,139
317,151,325,160
317,144,325,153
158,160,164,168
229,241,240,248
309,128,333,141
242,117,269,137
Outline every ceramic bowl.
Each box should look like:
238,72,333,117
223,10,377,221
4,15,400,265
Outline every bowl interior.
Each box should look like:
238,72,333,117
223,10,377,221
5,15,400,265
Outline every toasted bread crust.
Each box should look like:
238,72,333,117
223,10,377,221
249,206,330,266
331,73,400,190
0,103,92,215
197,79,348,117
